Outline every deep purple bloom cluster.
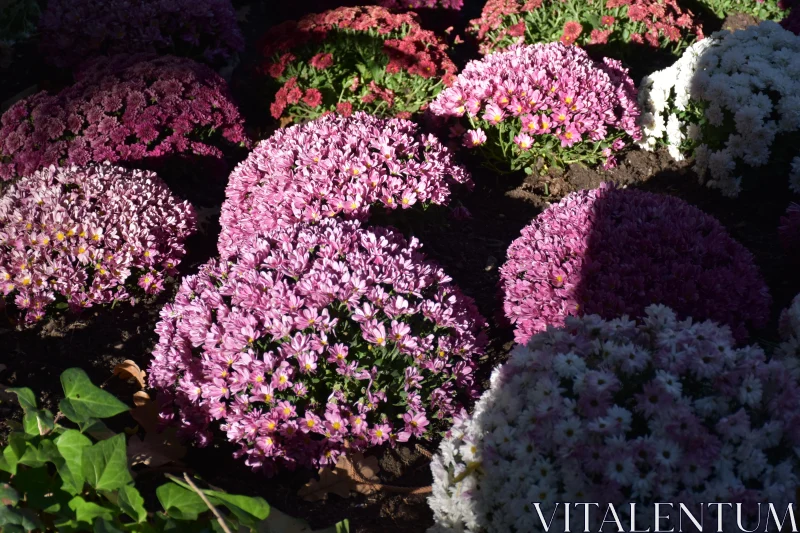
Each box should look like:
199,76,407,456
0,55,249,182
148,218,486,473
38,0,244,69
500,184,770,344
0,164,196,325
218,112,470,258
429,43,641,173
780,203,800,261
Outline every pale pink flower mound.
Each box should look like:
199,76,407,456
430,307,800,532
0,55,250,182
218,112,470,258
779,203,800,261
429,42,641,171
500,184,770,345
148,218,487,474
0,164,197,325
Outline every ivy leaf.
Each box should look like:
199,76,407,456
12,465,70,513
68,496,115,524
6,388,36,413
22,408,54,437
0,505,44,532
118,484,147,523
93,519,125,533
82,434,133,492
0,482,19,506
156,482,208,520
59,368,129,423
54,430,92,495
1,433,27,475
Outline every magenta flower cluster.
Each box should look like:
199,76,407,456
0,55,249,182
430,306,800,531
780,203,800,262
148,218,486,473
500,184,770,344
38,0,244,69
218,112,470,258
0,164,196,325
428,43,641,173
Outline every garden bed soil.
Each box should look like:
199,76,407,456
1,2,798,532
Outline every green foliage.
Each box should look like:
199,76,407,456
0,368,350,533
700,0,788,22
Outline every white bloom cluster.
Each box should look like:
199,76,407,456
637,22,800,197
428,305,800,533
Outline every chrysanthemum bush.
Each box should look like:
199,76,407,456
500,184,770,344
261,6,457,124
638,22,800,196
469,0,703,58
380,0,463,8
780,203,800,260
428,43,641,175
0,55,249,183
38,0,243,69
429,306,800,533
0,164,196,325
777,293,800,364
148,218,487,474
218,111,470,258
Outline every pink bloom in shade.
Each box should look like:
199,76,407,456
309,52,334,70
601,15,616,26
590,29,612,45
507,20,527,37
563,20,583,39
514,132,533,150
303,88,323,108
336,101,353,117
301,412,322,433
482,103,504,124
630,32,644,44
463,128,487,147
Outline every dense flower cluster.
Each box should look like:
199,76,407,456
638,22,800,196
148,218,486,473
379,0,463,7
261,6,457,124
0,164,196,325
39,0,243,69
0,55,249,182
777,293,800,365
468,0,703,57
500,184,770,344
218,112,470,258
429,43,641,174
429,306,800,532
780,203,800,261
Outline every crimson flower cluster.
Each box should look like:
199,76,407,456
261,6,457,124
218,112,470,258
39,0,244,69
780,203,800,262
469,0,703,57
429,43,641,174
500,184,771,344
148,218,486,473
0,55,249,182
0,164,196,325
379,0,463,8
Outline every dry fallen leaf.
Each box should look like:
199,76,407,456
112,360,146,389
127,428,187,468
298,452,380,502
133,391,150,407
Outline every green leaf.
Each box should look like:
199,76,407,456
22,408,55,436
1,433,27,475
0,482,19,506
94,519,125,533
118,484,147,523
69,496,115,524
0,505,44,532
12,465,70,513
82,434,133,491
7,388,36,412
55,430,92,494
156,482,208,521
59,368,128,423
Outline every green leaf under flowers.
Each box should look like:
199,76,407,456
55,430,92,494
22,408,55,436
156,482,208,521
168,476,270,524
7,387,36,412
69,495,115,524
118,484,147,523
0,505,44,532
59,368,129,423
82,434,133,492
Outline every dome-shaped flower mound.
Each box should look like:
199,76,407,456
218,111,470,258
777,293,800,367
0,55,249,183
469,0,702,57
39,0,243,69
149,218,486,474
0,164,196,325
429,306,800,533
500,184,770,344
429,43,641,174
380,0,463,7
261,6,457,124
638,22,800,196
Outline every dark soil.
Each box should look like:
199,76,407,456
1,2,798,532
